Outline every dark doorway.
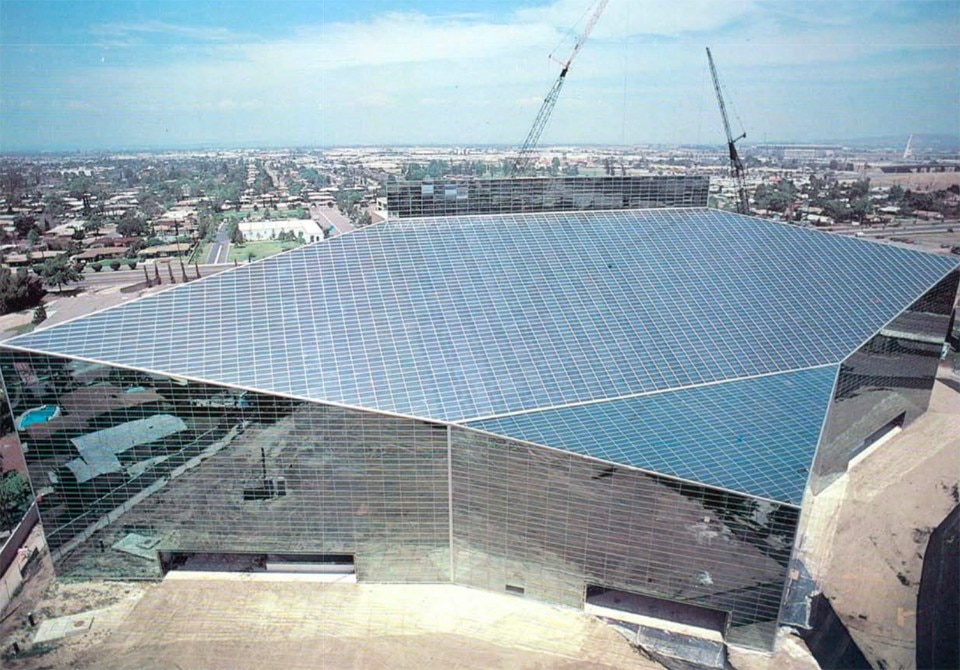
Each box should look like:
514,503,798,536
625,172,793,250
585,585,729,636
158,551,355,576
852,411,906,462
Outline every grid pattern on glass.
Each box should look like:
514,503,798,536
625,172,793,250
386,176,709,218
0,350,450,582
7,209,958,427
813,269,960,486
466,366,839,505
0,346,797,652
449,427,800,651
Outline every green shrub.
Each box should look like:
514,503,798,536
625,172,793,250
32,303,47,325
109,260,121,271
90,262,102,272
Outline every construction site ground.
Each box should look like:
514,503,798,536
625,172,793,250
3,574,665,670
808,360,960,669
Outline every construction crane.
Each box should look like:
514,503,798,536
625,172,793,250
706,47,749,214
511,0,609,175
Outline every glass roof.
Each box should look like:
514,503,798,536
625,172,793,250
466,366,840,504
7,208,956,425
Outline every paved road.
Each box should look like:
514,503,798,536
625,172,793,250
76,264,229,289
310,204,354,235
206,222,231,264
829,221,958,237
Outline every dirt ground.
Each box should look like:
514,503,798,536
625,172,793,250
864,170,960,192
811,361,960,670
4,575,664,670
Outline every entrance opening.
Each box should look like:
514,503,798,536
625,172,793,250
584,585,728,639
851,411,906,465
159,551,356,581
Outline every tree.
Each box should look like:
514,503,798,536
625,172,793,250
850,198,873,223
13,214,40,239
0,469,32,532
230,224,245,245
117,218,148,237
116,212,149,237
0,266,45,315
32,303,47,325
850,179,871,200
84,213,107,235
822,199,847,222
41,254,83,292
1,168,27,213
41,193,68,220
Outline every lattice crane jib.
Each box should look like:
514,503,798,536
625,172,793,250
706,47,749,215
511,0,610,175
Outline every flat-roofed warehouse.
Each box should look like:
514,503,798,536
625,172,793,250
1,181,957,653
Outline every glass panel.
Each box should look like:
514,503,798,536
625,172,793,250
450,427,800,650
386,176,710,218
0,351,450,584
811,269,959,488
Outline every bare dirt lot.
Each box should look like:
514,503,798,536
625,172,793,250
812,361,960,670
4,575,663,670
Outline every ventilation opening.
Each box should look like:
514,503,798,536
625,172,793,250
585,586,728,639
505,584,525,596
159,551,356,581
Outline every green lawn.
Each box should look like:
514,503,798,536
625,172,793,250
193,243,212,264
227,240,301,263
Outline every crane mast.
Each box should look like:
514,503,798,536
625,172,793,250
511,0,609,175
706,47,749,214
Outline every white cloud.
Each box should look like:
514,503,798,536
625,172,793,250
91,20,246,43
3,0,957,148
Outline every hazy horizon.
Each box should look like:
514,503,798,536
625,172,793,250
2,0,958,153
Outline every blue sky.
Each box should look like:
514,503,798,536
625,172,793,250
1,0,957,151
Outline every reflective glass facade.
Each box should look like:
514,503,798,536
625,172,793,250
1,349,799,650
0,351,449,582
812,269,960,488
386,176,710,218
1,206,957,654
450,430,799,650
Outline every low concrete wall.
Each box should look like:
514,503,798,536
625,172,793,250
1,503,38,575
0,503,40,614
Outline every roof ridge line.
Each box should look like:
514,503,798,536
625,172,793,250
458,363,839,424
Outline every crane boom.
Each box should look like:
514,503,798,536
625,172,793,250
706,47,749,214
512,0,609,175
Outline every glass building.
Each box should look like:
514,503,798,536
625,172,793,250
386,175,709,218
1,207,956,652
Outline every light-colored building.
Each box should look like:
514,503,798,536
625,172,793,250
238,218,325,243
